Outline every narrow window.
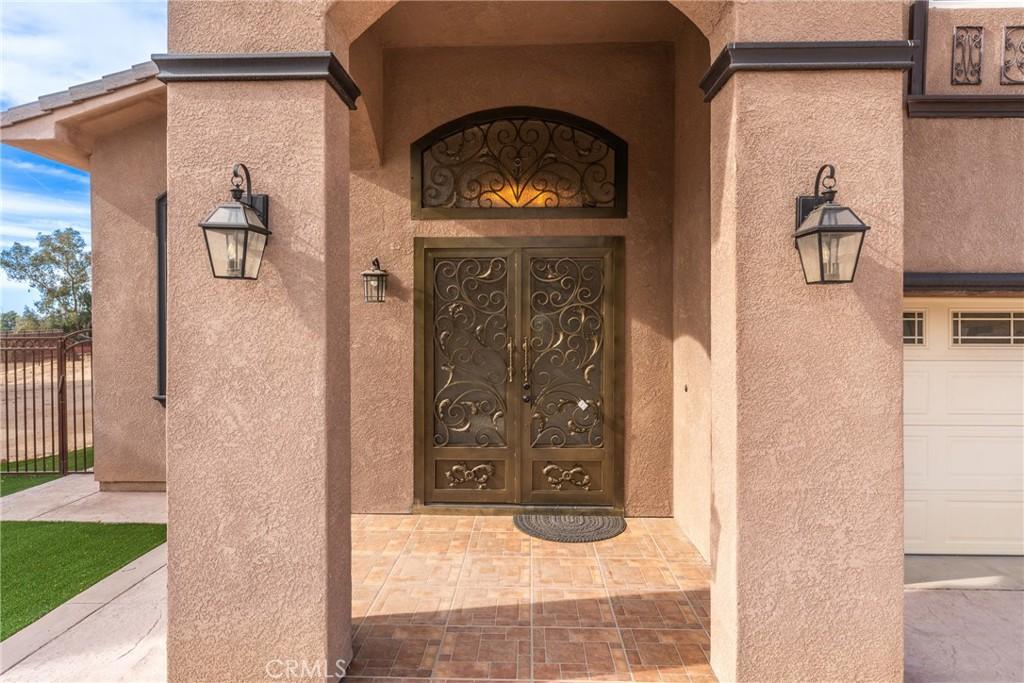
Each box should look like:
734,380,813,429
903,311,925,345
951,311,1023,345
155,193,167,403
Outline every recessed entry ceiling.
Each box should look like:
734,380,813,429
363,1,693,49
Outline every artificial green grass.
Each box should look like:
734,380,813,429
0,521,166,640
0,447,94,497
2,446,94,473
0,475,60,497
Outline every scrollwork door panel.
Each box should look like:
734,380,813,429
418,238,622,508
519,246,620,507
424,250,520,504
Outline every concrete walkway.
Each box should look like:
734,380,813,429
0,475,166,523
0,545,166,682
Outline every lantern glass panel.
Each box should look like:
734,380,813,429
820,230,864,282
204,204,246,226
244,231,267,279
818,206,861,226
204,228,247,278
241,204,267,230
364,273,386,302
796,232,822,284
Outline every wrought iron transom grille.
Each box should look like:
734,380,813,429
411,107,628,219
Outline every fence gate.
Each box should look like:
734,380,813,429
1,330,94,475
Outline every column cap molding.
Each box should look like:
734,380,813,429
904,272,1024,294
699,40,918,102
151,51,360,110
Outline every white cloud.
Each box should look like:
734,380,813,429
0,1,167,109
1,188,89,220
1,157,89,185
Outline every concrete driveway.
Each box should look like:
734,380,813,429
905,555,1024,683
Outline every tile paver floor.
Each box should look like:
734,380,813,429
3,508,1021,682
348,515,715,683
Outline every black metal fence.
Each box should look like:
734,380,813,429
1,330,94,474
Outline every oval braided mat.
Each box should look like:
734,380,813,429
512,514,626,543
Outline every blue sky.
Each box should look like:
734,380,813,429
0,1,167,313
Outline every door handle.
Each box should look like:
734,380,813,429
522,337,531,401
506,337,514,383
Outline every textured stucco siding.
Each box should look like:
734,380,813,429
904,117,1024,273
709,69,905,682
349,43,678,516
90,115,167,489
164,79,352,680
672,25,712,558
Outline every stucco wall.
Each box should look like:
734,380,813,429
349,42,678,516
904,117,1024,273
164,79,352,680
672,26,712,557
709,69,905,682
90,115,167,490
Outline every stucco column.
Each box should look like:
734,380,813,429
164,79,351,680
163,4,352,680
708,68,905,681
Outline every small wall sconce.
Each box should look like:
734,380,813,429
794,164,870,284
361,258,388,303
198,163,271,279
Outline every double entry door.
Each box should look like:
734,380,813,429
416,237,623,509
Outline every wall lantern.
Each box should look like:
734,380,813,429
794,164,870,284
361,258,388,303
198,163,271,279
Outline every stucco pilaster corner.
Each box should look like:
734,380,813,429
709,67,905,682
163,76,352,681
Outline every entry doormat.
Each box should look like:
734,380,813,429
513,514,626,543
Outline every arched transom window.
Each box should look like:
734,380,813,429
411,107,627,219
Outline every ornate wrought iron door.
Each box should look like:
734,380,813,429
519,246,618,506
417,238,622,508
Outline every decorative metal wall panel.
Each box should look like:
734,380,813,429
527,257,605,448
411,107,627,219
432,257,511,447
952,26,983,85
1003,26,1024,84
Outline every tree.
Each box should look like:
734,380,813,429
0,228,91,331
0,310,17,332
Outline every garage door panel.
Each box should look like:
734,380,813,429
945,432,1024,487
946,496,1024,554
903,370,930,416
946,369,1023,418
903,434,929,489
904,491,1024,555
903,297,1024,555
904,495,930,549
905,361,1024,426
905,425,1023,491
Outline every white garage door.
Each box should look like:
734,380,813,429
904,297,1024,555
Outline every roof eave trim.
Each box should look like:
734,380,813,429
904,272,1024,293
